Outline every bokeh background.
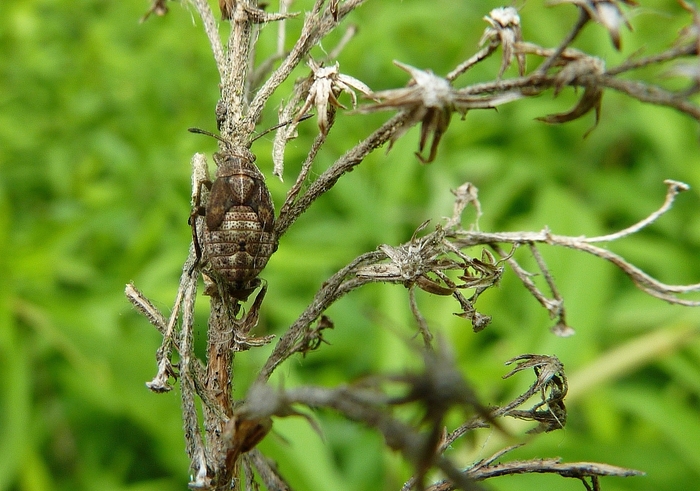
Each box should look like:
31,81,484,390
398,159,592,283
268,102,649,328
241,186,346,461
2,0,700,490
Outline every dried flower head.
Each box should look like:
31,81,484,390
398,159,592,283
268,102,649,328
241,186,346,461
295,59,372,135
549,0,638,50
359,61,460,163
359,61,523,163
503,354,568,433
480,7,526,78
357,222,456,295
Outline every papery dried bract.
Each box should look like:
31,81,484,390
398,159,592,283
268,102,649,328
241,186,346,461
549,0,638,50
537,56,605,135
219,0,234,20
360,60,524,163
480,7,526,78
359,61,460,163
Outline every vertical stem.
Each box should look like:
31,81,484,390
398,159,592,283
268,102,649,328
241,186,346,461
203,292,239,482
221,0,256,142
180,276,211,488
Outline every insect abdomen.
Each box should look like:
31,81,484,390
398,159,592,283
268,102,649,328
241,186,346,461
204,206,277,287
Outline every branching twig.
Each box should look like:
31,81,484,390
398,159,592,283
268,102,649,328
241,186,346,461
583,180,690,243
456,227,700,306
449,179,699,305
188,0,225,80
537,8,590,74
274,112,410,236
257,252,382,382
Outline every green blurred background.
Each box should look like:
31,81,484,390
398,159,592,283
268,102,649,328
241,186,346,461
1,0,700,490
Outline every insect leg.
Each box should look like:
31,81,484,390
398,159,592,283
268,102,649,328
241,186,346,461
188,179,212,276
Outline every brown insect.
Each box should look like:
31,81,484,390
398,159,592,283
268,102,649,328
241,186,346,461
189,116,311,300
189,129,277,301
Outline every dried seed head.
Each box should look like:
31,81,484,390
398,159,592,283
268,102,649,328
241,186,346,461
359,60,524,163
359,61,458,163
487,6,521,26
480,7,526,78
503,354,568,432
396,61,455,109
296,60,372,134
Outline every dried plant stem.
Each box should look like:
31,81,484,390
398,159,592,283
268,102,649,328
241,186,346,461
275,112,409,235
257,252,382,382
277,129,328,217
467,459,643,482
537,8,589,74
455,228,700,306
607,43,698,76
446,43,499,82
125,282,168,335
179,276,209,488
491,244,566,324
409,285,434,347
189,0,225,79
584,180,689,242
246,0,368,127
600,75,700,120
324,23,359,62
223,2,255,139
247,449,293,490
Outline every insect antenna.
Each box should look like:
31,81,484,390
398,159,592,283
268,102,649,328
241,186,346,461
249,113,313,144
188,127,230,145
188,113,312,146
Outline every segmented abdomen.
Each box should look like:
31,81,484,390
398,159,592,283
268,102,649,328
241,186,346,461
204,206,277,287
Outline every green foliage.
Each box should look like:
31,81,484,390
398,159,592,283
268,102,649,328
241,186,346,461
1,0,699,490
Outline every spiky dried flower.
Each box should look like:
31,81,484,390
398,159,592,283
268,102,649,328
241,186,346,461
359,61,523,163
357,228,455,295
358,61,460,163
503,354,568,433
480,7,526,78
295,59,372,135
549,0,638,50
